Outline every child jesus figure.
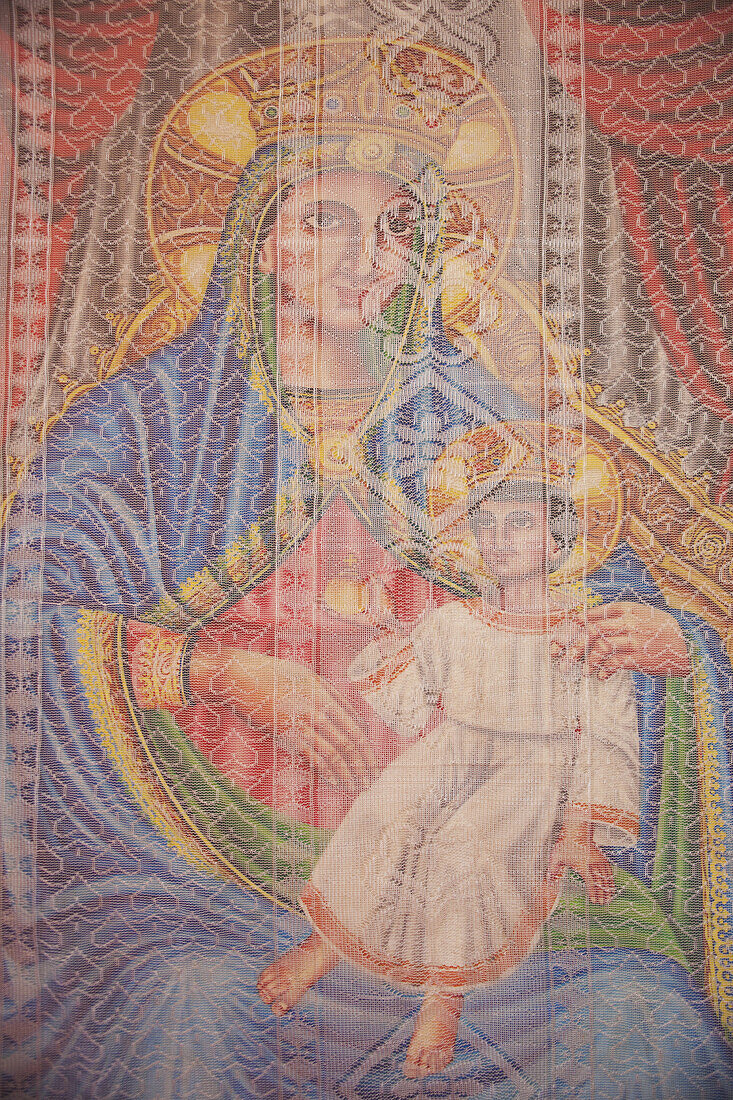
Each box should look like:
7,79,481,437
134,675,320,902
258,475,640,1078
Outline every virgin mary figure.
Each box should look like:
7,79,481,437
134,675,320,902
4,103,733,1096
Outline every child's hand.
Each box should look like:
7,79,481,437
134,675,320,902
368,582,401,631
548,827,616,905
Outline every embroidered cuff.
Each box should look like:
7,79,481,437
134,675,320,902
567,801,639,847
125,621,196,709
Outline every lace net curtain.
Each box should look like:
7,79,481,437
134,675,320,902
2,2,733,1098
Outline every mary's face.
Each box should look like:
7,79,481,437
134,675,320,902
258,169,420,335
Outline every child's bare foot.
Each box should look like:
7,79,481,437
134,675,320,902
257,933,337,1016
548,827,615,905
403,991,462,1078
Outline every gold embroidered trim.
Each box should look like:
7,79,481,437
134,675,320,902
149,525,271,627
114,622,286,908
177,568,229,618
692,653,733,1042
76,609,219,877
126,624,190,709
222,526,269,590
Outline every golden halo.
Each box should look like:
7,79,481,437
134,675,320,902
561,437,625,581
428,422,624,583
145,38,521,312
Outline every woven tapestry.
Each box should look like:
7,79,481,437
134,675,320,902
2,2,733,1096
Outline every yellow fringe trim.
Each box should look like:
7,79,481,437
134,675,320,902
693,653,733,1041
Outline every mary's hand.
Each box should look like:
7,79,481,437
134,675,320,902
188,641,373,791
552,601,691,679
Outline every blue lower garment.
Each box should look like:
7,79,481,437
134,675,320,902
32,886,733,1100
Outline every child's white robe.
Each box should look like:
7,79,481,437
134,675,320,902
300,601,639,991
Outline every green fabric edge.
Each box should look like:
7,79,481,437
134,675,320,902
548,675,704,977
650,675,705,982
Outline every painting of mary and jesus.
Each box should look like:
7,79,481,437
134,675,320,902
4,29,733,1100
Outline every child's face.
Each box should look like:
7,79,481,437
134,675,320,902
473,497,560,582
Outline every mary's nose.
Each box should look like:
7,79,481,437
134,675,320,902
341,228,376,284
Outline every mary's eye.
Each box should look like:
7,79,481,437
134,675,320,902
380,198,419,240
302,201,354,233
386,214,410,236
475,513,496,530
